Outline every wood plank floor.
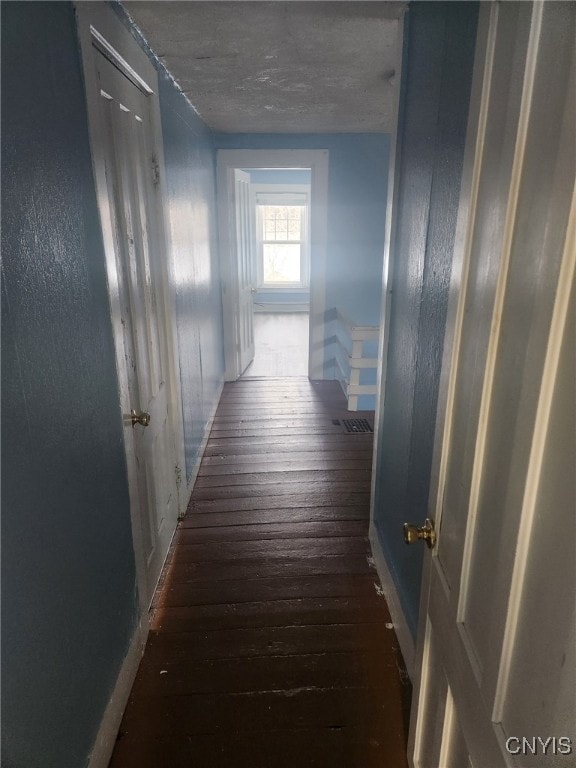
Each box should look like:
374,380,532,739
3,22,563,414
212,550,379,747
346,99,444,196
109,378,411,768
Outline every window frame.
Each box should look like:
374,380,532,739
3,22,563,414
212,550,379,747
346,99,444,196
251,184,311,291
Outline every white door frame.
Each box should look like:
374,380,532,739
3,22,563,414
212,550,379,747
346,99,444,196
75,3,187,612
233,168,256,376
368,5,415,675
216,149,329,381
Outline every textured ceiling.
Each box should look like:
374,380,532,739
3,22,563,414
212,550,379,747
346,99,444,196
123,2,405,133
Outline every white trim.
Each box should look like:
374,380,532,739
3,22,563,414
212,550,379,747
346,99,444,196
332,306,380,341
350,327,379,341
89,26,154,95
216,149,329,381
253,303,309,313
438,678,456,768
368,3,411,673
87,621,147,768
349,357,378,369
150,97,188,520
370,8,405,518
369,523,416,678
411,615,433,768
252,183,310,200
347,383,378,397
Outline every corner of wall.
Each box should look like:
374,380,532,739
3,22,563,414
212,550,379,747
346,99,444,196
87,620,147,768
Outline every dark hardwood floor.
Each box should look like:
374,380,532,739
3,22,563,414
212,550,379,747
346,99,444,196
109,378,411,768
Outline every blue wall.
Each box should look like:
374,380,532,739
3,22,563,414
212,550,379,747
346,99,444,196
1,3,226,766
372,2,479,638
157,73,224,483
213,133,390,394
249,169,311,185
1,4,138,766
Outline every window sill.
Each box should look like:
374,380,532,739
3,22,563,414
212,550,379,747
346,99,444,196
258,285,310,292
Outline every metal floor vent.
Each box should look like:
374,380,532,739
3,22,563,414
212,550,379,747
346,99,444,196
341,418,373,434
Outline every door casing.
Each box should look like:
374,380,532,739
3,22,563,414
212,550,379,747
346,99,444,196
368,1,414,674
217,149,329,381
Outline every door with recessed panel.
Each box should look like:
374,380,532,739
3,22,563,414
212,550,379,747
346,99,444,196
77,8,180,610
408,3,575,766
234,169,256,375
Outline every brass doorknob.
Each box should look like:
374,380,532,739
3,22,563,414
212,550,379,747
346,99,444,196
404,518,436,549
130,409,151,427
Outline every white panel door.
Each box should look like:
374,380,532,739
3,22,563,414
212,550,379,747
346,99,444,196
77,8,181,611
234,169,256,375
409,3,575,767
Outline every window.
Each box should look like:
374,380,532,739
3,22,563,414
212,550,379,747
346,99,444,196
254,188,309,289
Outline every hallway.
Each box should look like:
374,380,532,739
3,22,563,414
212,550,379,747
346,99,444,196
109,378,411,768
242,313,309,378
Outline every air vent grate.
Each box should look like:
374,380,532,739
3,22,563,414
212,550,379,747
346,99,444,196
342,418,373,434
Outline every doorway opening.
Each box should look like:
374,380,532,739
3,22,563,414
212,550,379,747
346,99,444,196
241,168,310,378
216,149,329,382
241,313,309,378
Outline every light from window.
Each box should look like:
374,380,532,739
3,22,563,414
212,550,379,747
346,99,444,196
260,205,303,284
263,244,301,282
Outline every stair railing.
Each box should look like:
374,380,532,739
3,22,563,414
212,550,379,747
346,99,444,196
331,308,379,411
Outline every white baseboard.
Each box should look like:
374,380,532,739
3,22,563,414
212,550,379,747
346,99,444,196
87,621,147,768
253,303,310,313
185,379,224,503
369,522,415,679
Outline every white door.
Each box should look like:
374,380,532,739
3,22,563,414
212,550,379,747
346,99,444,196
409,3,575,767
77,11,181,610
234,169,256,374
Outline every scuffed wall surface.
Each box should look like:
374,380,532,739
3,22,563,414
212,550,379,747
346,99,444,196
1,4,138,766
158,73,224,483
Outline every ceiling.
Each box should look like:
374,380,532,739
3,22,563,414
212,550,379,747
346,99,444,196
123,2,405,133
